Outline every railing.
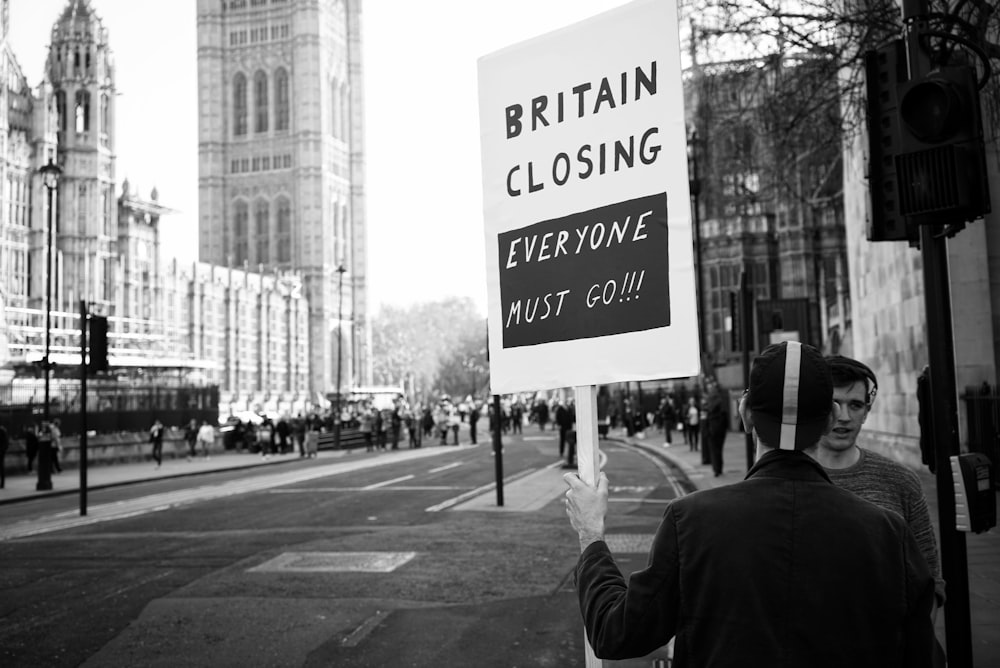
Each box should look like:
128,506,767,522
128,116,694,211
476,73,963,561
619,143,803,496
0,384,220,437
962,384,1000,489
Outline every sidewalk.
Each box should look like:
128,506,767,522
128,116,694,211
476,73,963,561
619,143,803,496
0,447,357,506
623,427,1000,668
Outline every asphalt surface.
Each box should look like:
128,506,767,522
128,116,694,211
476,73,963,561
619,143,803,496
0,429,688,667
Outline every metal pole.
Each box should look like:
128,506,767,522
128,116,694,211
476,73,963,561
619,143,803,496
921,225,972,667
79,300,88,515
741,269,754,470
689,131,706,358
492,393,504,507
37,170,56,492
335,265,345,450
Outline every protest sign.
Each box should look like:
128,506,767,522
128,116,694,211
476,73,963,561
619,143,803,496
478,0,699,395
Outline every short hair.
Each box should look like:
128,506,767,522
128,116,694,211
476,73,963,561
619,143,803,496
825,355,878,406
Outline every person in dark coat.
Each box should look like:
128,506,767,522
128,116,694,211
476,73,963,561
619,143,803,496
703,381,729,476
564,341,935,666
149,419,165,469
23,424,39,472
468,402,480,445
555,401,573,458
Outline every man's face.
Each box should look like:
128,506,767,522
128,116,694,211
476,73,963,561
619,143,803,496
821,381,870,452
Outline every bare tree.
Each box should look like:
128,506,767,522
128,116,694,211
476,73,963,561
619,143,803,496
687,0,1000,141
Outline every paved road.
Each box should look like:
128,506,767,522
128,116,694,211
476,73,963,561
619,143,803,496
0,431,685,667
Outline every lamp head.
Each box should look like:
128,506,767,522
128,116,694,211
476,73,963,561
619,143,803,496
39,159,62,191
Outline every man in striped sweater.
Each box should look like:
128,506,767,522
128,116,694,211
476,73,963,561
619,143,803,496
817,355,946,611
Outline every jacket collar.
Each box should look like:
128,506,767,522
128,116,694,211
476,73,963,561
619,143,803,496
744,449,833,484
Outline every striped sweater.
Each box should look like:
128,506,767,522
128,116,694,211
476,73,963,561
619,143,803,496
825,447,946,603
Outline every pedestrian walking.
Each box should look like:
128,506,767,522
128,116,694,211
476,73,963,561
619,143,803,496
293,414,307,457
196,420,215,459
564,341,935,666
468,402,480,445
149,418,165,469
685,397,700,451
305,425,319,458
659,397,677,446
390,407,402,450
556,401,572,458
49,419,63,473
703,381,728,476
276,416,291,454
360,408,374,452
183,419,198,461
22,424,39,473
257,416,274,459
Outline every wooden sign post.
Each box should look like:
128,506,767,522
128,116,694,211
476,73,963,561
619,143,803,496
477,1,700,664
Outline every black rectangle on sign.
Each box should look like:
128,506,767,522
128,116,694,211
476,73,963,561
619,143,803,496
498,192,669,349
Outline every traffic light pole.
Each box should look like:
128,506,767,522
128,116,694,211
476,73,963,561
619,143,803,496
901,3,973,665
79,300,88,516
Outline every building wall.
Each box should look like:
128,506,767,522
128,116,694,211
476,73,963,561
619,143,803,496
162,258,310,414
842,87,1000,467
196,0,367,398
46,1,118,316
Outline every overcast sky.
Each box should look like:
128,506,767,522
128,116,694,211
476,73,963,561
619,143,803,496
9,0,642,317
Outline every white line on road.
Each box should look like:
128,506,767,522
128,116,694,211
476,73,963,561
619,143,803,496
424,465,546,512
361,474,415,490
0,447,459,541
428,462,463,474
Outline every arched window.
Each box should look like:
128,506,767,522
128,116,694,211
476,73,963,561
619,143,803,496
276,197,291,263
255,199,270,264
274,67,289,131
234,200,249,265
55,90,67,132
254,70,268,133
75,90,90,133
233,73,247,136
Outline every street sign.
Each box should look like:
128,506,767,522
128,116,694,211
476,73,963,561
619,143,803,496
478,0,699,396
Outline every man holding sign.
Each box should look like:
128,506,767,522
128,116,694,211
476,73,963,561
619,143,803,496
564,342,936,666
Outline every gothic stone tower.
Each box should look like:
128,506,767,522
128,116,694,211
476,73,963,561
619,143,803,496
196,0,368,398
45,0,118,315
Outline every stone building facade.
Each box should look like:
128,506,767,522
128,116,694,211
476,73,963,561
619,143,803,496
0,0,319,416
196,0,369,399
684,55,851,374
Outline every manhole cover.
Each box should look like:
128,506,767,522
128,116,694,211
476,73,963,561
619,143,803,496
248,551,417,573
605,534,653,553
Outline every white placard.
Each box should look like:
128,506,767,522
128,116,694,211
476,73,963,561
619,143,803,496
478,0,700,394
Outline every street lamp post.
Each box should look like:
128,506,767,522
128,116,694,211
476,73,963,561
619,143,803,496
687,130,706,361
38,158,62,491
334,264,347,450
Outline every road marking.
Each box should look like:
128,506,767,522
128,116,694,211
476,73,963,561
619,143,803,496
342,610,391,647
428,462,463,474
361,474,416,490
424,466,542,512
0,447,459,541
268,486,464,493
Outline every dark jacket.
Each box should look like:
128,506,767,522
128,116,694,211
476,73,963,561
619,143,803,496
576,450,935,667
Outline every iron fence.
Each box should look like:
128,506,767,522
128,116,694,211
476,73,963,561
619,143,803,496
962,384,1000,489
0,382,220,438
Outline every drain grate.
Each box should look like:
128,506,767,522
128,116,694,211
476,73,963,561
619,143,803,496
605,534,653,553
248,551,417,573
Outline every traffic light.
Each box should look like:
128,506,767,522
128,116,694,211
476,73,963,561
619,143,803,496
894,64,990,225
88,315,109,373
864,40,917,243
